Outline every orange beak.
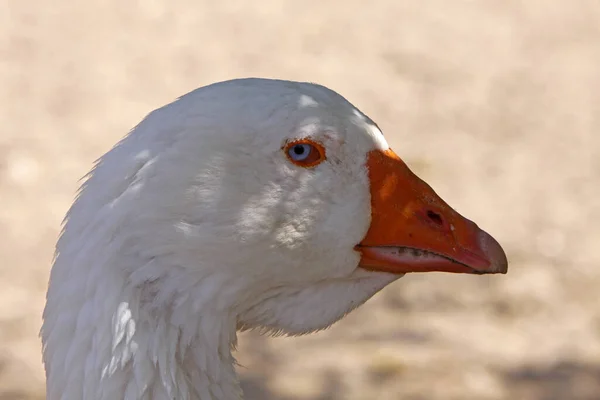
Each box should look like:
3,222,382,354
356,149,508,275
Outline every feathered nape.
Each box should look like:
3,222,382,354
41,127,246,400
43,225,245,399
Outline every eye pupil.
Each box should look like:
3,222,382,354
293,145,305,155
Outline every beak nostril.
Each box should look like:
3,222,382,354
426,210,444,227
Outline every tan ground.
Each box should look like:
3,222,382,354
2,1,600,399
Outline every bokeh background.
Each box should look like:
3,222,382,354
2,1,599,399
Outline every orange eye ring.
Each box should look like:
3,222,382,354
283,139,326,168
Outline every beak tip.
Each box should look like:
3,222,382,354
478,230,508,274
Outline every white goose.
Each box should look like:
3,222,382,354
41,78,507,400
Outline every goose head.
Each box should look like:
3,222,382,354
42,78,507,399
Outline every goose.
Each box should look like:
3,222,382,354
41,78,508,400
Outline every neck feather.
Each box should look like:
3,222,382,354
42,253,243,400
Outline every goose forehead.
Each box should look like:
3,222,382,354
272,82,390,152
177,78,389,153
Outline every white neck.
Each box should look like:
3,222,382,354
43,254,243,400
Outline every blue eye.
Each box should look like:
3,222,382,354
284,140,326,167
288,143,311,161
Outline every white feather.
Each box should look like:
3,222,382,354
41,78,400,400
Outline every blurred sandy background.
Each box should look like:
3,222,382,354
1,1,600,399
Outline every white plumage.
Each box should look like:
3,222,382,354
41,78,506,400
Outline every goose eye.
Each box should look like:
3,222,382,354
284,140,326,168
289,144,311,161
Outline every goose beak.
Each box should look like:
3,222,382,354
356,149,508,275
